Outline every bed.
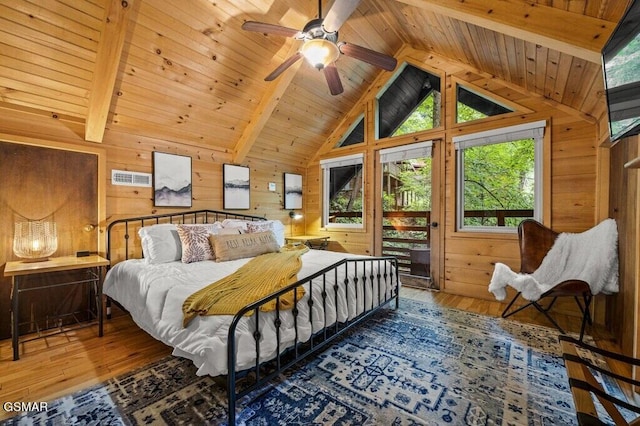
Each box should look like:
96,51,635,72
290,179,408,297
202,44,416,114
104,209,400,424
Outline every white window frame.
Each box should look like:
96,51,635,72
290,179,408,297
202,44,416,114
453,120,546,233
320,153,365,229
379,140,433,163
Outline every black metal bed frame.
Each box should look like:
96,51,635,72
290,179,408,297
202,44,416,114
105,209,400,425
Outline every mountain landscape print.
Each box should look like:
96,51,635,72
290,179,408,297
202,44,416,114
223,164,250,209
153,152,192,207
284,173,303,209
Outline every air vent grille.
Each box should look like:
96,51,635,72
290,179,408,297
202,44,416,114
111,170,152,187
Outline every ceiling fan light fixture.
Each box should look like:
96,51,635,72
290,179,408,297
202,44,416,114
301,38,340,70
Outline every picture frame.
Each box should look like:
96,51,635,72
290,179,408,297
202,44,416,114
153,152,192,207
223,164,250,209
284,172,303,209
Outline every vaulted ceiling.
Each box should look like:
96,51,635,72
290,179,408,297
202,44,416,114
0,0,630,167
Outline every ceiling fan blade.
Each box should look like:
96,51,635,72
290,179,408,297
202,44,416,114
264,52,303,81
241,21,300,38
323,64,344,95
339,42,397,71
322,0,361,33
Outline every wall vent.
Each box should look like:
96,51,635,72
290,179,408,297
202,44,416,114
111,169,152,187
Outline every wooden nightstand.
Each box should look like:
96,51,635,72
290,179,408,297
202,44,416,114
4,255,110,360
285,235,330,250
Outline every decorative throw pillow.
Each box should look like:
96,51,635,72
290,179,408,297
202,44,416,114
246,221,274,234
246,220,285,246
176,224,214,263
209,231,280,262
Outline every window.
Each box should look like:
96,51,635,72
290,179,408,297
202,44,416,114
336,115,365,147
456,84,513,124
377,64,441,139
454,120,545,232
320,153,364,228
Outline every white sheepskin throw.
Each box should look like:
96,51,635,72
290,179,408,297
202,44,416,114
488,219,619,301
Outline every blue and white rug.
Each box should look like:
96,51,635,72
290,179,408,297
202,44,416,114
1,298,620,425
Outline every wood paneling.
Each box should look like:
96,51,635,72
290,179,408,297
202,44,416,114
0,141,99,339
0,0,625,166
608,136,639,357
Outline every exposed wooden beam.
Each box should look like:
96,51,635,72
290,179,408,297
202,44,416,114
395,0,616,64
85,0,133,143
233,41,303,163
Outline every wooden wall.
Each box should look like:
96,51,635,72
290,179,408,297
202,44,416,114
608,135,639,357
0,105,307,260
0,141,99,339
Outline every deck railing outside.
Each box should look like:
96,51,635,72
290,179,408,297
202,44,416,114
332,209,534,275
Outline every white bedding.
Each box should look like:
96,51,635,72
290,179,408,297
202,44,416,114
104,249,398,376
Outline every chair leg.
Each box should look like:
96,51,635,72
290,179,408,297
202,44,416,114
539,296,559,313
501,292,536,319
574,295,593,326
532,301,567,334
502,293,566,333
578,294,593,342
502,291,592,339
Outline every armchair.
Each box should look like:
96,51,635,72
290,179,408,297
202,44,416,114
500,219,593,340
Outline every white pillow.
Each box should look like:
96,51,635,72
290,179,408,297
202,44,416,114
139,224,181,264
138,222,223,264
264,220,285,246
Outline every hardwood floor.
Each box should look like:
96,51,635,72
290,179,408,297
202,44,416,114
0,287,621,422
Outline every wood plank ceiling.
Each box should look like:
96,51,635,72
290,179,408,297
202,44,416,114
0,0,630,167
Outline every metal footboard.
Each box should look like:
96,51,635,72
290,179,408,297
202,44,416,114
226,256,400,425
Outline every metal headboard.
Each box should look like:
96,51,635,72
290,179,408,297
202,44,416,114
106,209,266,264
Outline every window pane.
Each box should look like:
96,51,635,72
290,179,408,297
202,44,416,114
377,64,441,139
456,85,513,123
382,157,432,277
461,139,535,228
392,94,438,137
336,116,365,147
328,164,363,225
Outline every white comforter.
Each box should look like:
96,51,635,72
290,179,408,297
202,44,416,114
103,249,397,376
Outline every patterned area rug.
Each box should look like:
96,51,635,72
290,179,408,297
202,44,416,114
1,298,616,425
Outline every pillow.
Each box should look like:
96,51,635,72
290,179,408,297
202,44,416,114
209,231,280,262
246,221,273,234
246,220,285,246
138,224,181,264
176,224,215,263
221,219,250,231
218,227,243,235
193,222,224,234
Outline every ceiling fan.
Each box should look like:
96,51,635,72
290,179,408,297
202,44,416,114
242,0,397,95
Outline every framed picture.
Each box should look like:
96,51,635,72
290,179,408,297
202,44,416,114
153,152,192,207
223,164,250,209
284,172,303,209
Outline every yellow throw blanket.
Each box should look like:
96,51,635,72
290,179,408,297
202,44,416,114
182,244,309,327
